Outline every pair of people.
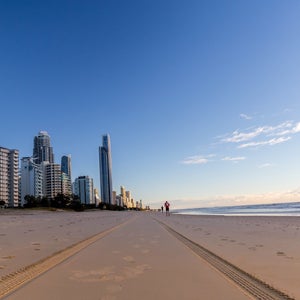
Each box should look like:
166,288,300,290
164,201,170,216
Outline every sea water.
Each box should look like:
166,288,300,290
174,201,300,217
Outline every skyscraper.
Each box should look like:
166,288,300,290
61,155,72,195
0,147,19,207
99,134,113,205
42,163,62,199
20,157,43,206
61,155,72,180
74,175,95,205
33,131,54,164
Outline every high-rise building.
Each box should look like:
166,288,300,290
112,191,117,206
120,185,127,207
61,172,72,195
74,176,95,205
61,155,72,179
126,190,132,208
42,162,62,199
61,155,72,195
99,134,113,205
94,188,100,206
20,157,43,206
0,147,19,207
33,131,54,164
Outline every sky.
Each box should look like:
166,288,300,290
1,0,300,209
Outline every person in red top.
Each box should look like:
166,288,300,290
164,201,170,216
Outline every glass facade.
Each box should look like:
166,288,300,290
33,131,54,164
99,134,113,204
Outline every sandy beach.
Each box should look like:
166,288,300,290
0,209,299,299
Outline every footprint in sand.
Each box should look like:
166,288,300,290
106,284,123,293
0,265,5,269
276,251,286,256
150,240,158,244
123,256,135,263
101,295,117,300
0,233,6,236
123,264,151,279
2,255,15,259
71,267,116,282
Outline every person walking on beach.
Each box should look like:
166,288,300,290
161,206,164,213
164,201,170,216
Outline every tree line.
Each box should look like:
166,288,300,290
23,194,85,211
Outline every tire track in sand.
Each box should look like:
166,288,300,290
0,217,135,299
156,219,294,300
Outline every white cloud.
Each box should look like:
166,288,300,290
273,122,300,136
181,155,210,165
238,136,291,148
240,113,252,120
222,121,298,149
222,126,267,143
183,119,300,167
292,122,300,133
222,156,246,162
258,163,273,168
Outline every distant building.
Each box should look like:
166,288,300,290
20,157,43,206
112,191,117,205
74,176,95,205
116,194,122,207
94,188,101,206
120,186,127,207
126,190,132,208
42,162,62,199
33,131,54,164
99,134,113,205
61,155,72,179
0,147,19,207
61,155,72,195
61,172,72,195
130,198,135,209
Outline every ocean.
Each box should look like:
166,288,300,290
173,201,300,217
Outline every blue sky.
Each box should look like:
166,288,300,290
1,1,300,209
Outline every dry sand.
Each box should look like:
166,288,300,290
0,209,132,277
155,212,300,299
1,209,299,299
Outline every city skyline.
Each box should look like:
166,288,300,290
2,129,139,209
1,1,300,209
